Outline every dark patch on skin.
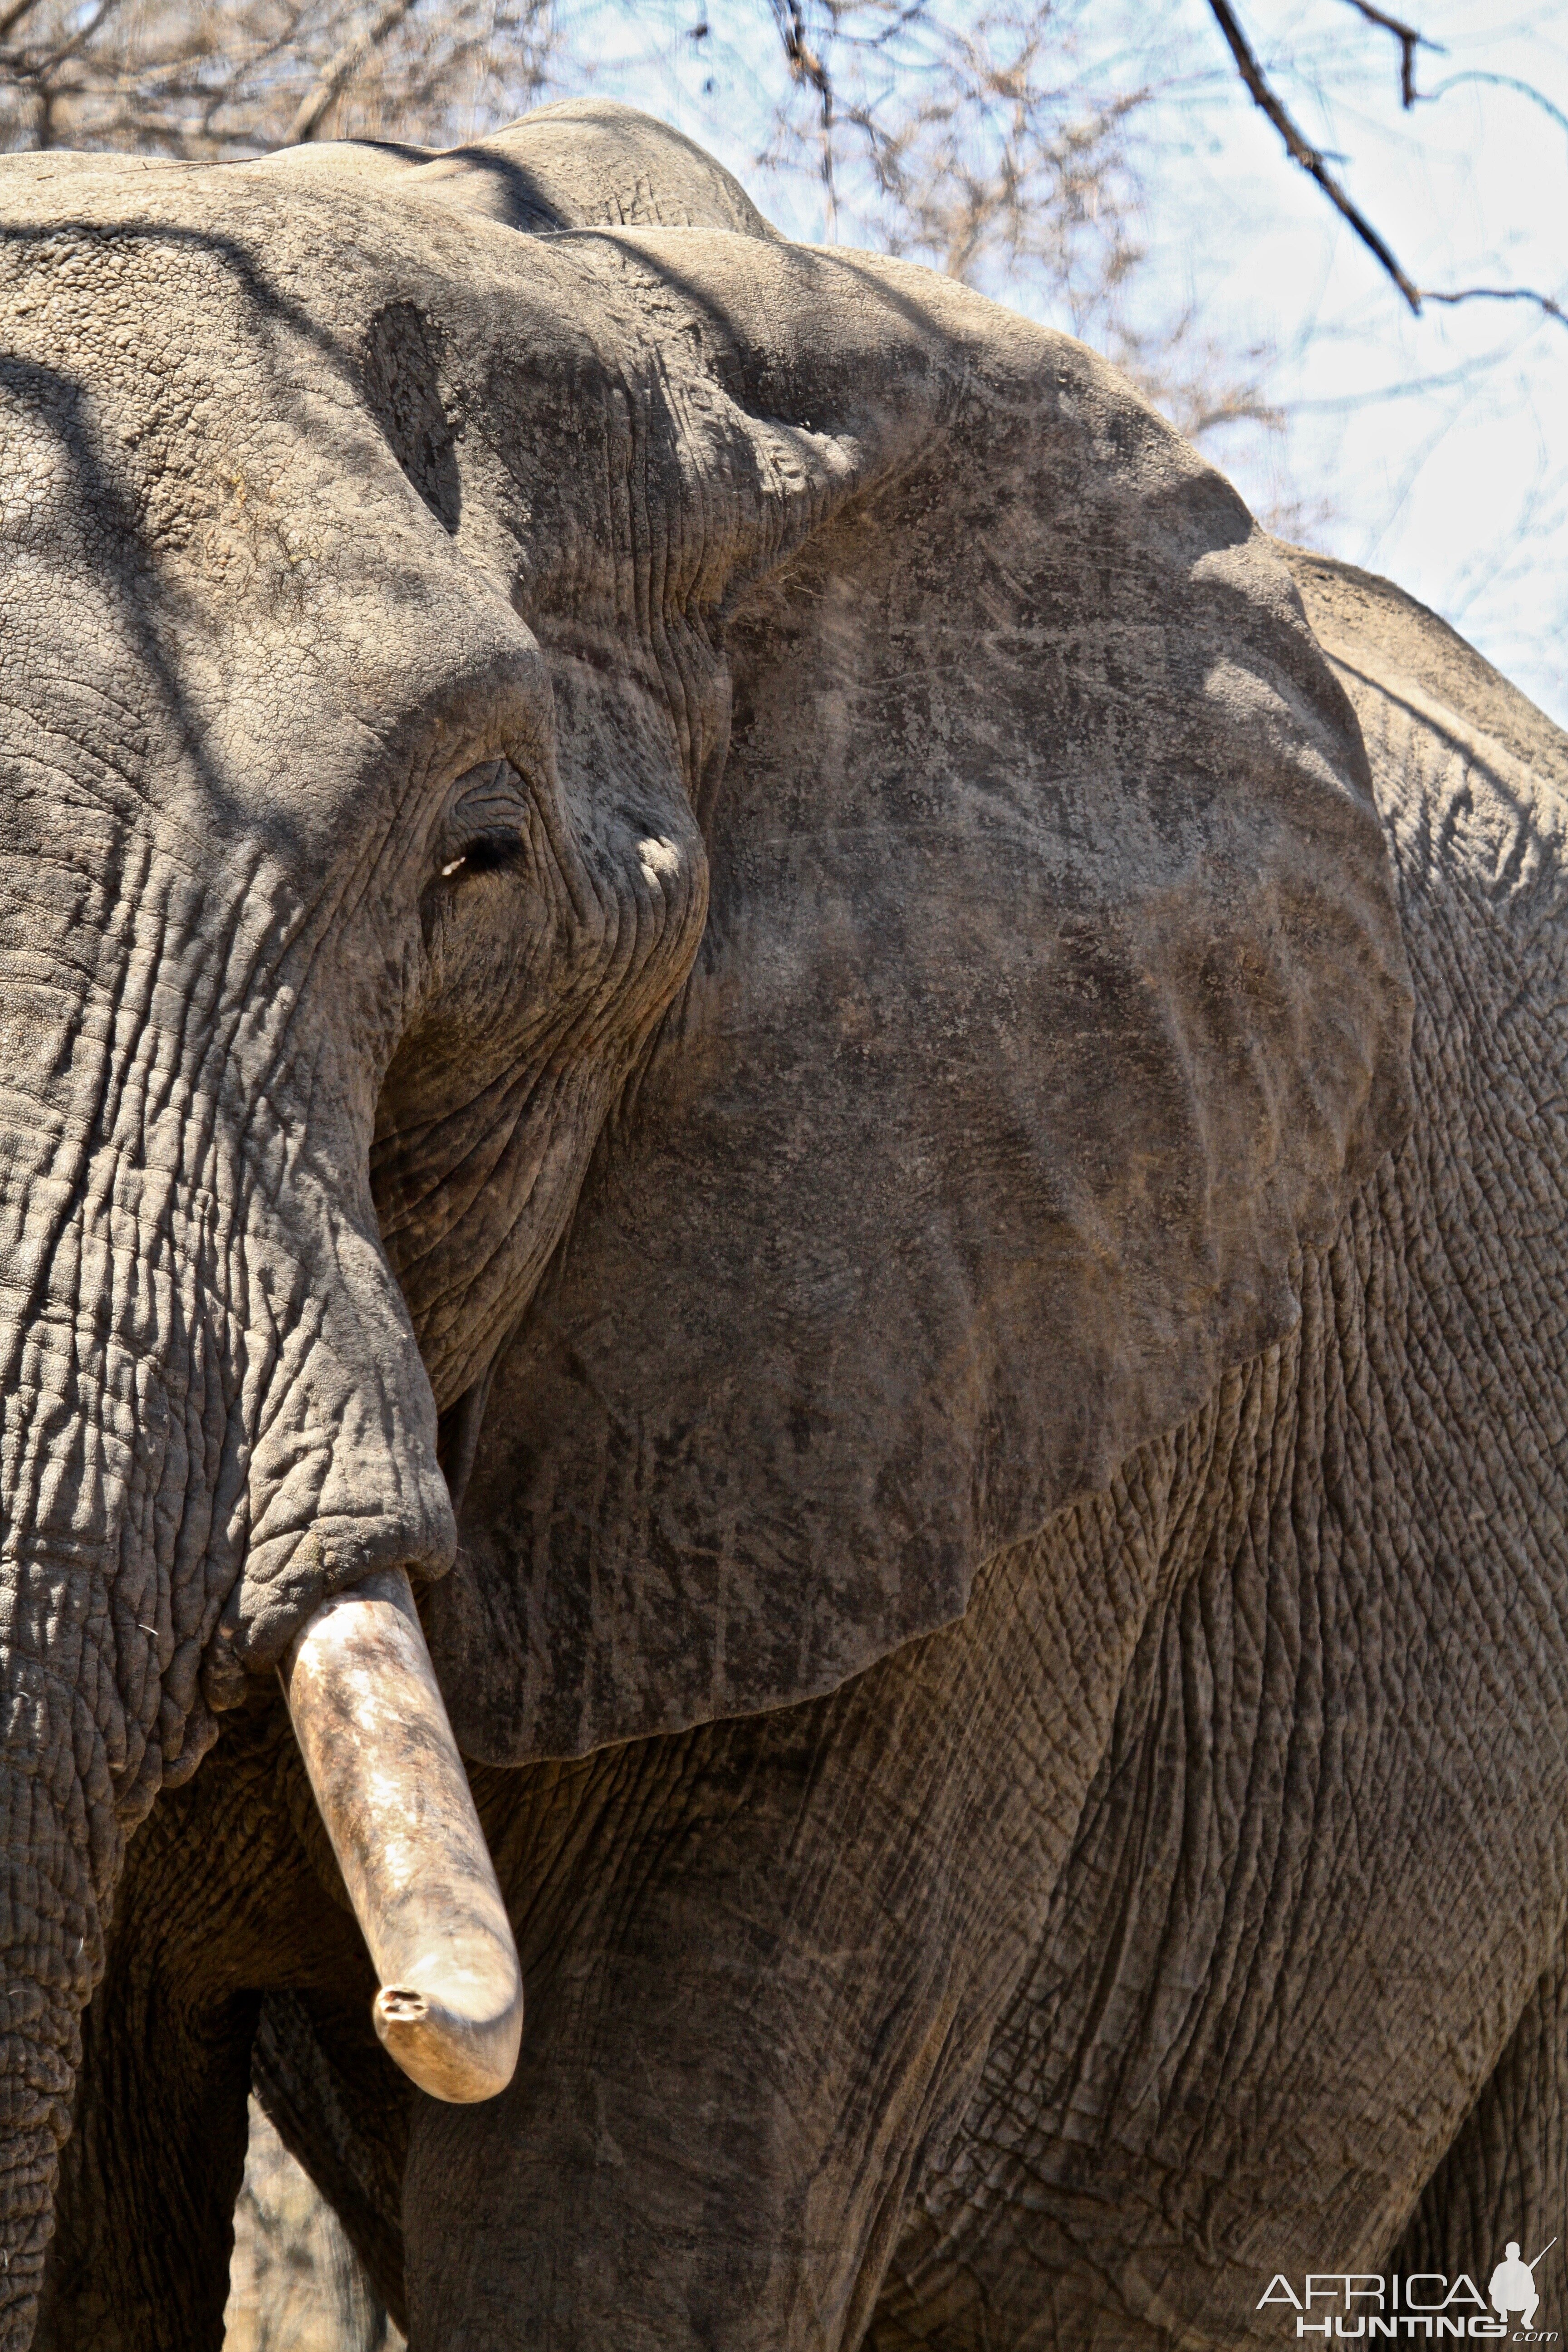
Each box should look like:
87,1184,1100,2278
434,1362,495,1519
361,299,460,533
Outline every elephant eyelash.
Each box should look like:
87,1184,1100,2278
439,828,525,881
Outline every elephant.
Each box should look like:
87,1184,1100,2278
0,86,1565,2352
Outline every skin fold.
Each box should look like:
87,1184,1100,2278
0,100,1564,2352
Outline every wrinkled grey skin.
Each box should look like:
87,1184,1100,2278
0,95,1564,2352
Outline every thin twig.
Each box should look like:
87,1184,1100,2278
1334,0,1438,109
1420,285,1568,329
1422,70,1568,149
769,0,830,112
769,0,837,237
30,0,128,80
287,0,423,144
1205,0,1422,312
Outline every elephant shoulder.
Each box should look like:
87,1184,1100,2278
1281,542,1568,930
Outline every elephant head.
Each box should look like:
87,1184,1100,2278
0,97,1411,2333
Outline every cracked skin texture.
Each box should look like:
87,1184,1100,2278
0,98,1563,2352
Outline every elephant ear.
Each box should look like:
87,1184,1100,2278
425,240,1413,1764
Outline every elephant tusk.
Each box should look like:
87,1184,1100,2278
279,1565,523,2103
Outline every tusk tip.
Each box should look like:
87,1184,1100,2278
372,1979,524,2105
377,1986,428,2024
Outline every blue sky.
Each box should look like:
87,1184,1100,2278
562,0,1568,725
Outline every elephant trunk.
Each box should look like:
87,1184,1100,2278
0,942,494,2349
0,1117,210,2341
0,1760,93,2348
280,1568,523,2103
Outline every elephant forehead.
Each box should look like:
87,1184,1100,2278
0,165,812,627
0,274,564,859
0,231,410,583
0,167,689,448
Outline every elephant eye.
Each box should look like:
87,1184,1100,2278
439,827,525,881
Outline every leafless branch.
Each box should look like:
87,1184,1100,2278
766,0,837,232
32,0,127,78
1334,0,1438,109
769,0,831,114
289,0,426,143
1185,392,1284,437
0,0,553,160
1422,69,1568,149
1421,285,1568,329
1205,0,1423,312
1205,0,1568,337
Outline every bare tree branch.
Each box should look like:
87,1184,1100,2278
768,0,831,113
1205,0,1568,337
1334,0,1437,109
31,0,127,80
289,0,426,143
1421,284,1568,328
1205,0,1423,313
767,0,837,232
1423,69,1568,149
0,0,553,160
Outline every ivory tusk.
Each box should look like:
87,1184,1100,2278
279,1565,523,2103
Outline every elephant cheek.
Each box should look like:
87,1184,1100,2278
373,1056,624,1415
